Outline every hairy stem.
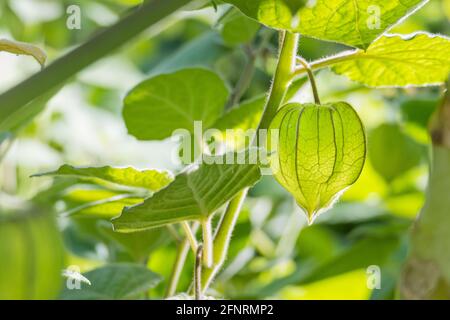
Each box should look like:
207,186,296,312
165,222,199,298
0,0,191,130
201,189,247,291
201,217,213,268
182,221,198,252
165,239,190,298
194,244,204,300
257,31,299,132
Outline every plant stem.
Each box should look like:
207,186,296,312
182,221,198,252
292,49,359,79
400,80,450,299
201,189,247,291
0,0,191,129
257,31,299,132
296,56,321,104
201,217,213,268
165,222,199,298
199,32,299,293
194,244,204,300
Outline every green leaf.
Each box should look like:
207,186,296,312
123,68,229,140
33,165,173,191
0,38,46,66
223,0,307,31
220,8,260,45
60,263,162,300
113,150,262,232
212,96,265,150
298,0,428,49
0,207,65,299
63,192,144,219
98,221,169,262
268,102,366,222
332,33,450,87
368,123,423,181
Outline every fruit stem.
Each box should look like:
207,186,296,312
296,56,321,104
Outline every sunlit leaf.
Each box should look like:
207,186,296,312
123,68,229,140
298,0,428,49
113,150,262,232
33,165,173,191
332,33,450,87
268,102,366,222
64,193,144,219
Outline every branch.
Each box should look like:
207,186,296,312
0,0,192,131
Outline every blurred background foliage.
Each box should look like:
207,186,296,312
0,0,449,299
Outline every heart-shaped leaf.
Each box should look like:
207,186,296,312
123,68,229,140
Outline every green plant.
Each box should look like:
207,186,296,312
1,0,450,300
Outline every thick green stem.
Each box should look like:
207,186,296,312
257,32,299,132
0,0,191,129
194,244,204,300
400,81,450,299
199,32,299,293
165,222,199,298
